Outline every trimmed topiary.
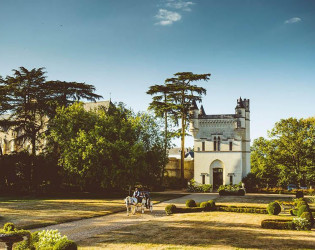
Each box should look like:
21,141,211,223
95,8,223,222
296,190,304,198
297,205,310,217
165,204,177,215
175,207,203,213
195,202,201,207
53,239,77,250
300,212,314,227
186,199,197,208
200,202,212,211
208,200,216,211
261,219,295,230
267,202,281,215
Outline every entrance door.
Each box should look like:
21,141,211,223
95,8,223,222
213,168,223,190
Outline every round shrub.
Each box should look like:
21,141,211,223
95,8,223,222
296,190,304,198
290,209,298,216
186,199,197,208
208,200,216,210
3,222,15,232
238,189,245,196
53,239,77,250
300,212,314,226
200,202,212,211
267,202,281,215
297,205,310,217
165,204,177,215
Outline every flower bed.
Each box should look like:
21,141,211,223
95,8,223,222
218,184,245,196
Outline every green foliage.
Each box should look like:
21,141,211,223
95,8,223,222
217,205,267,214
218,185,245,196
297,205,310,217
300,212,314,227
290,209,298,216
200,201,212,211
251,118,315,188
242,173,259,192
208,200,216,210
53,239,77,250
165,204,177,215
186,199,197,208
293,217,312,231
195,202,201,207
187,179,212,193
34,230,68,249
48,102,166,191
3,222,15,232
267,202,281,215
261,219,295,230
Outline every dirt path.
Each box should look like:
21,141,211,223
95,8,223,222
30,193,219,242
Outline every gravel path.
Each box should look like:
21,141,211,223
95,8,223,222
31,193,219,242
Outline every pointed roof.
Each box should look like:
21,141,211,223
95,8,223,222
199,105,206,116
189,100,198,110
236,97,245,109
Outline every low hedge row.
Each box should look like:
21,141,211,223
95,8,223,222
261,219,295,230
216,205,267,214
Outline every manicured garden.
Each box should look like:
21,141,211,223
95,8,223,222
0,193,184,229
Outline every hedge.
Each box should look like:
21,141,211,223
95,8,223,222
267,202,281,215
216,205,267,214
219,189,245,196
53,239,78,250
261,219,295,230
297,205,310,217
186,199,197,208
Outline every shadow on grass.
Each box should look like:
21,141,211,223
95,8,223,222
80,218,315,249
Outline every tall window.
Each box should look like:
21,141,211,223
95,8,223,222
229,141,233,151
230,175,233,185
218,136,221,151
202,141,205,151
202,175,205,184
213,137,217,151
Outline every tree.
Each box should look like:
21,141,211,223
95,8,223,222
48,102,166,191
251,118,315,188
146,84,175,184
165,72,210,183
0,67,102,155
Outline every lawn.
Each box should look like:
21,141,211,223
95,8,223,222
0,192,184,229
78,211,315,250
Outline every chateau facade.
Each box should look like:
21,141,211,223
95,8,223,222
189,97,250,189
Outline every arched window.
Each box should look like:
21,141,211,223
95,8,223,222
218,136,221,151
213,137,217,151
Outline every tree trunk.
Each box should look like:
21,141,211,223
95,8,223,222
160,111,168,186
181,113,185,185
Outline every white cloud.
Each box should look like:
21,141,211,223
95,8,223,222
166,0,194,11
155,9,182,26
284,17,302,24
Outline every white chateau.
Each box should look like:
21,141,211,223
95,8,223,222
189,97,250,189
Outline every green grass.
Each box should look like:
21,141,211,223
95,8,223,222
0,192,184,230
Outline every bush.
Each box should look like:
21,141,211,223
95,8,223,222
267,202,281,215
208,200,216,211
296,190,304,198
217,205,267,214
3,222,15,232
261,219,295,230
53,239,77,250
165,204,177,215
290,209,298,216
296,201,308,208
293,217,312,231
187,179,212,193
300,212,314,226
186,199,197,208
195,202,201,207
297,205,310,217
175,207,204,213
200,202,212,211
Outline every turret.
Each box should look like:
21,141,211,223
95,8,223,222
189,100,199,137
235,97,246,129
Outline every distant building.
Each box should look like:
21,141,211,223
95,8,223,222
189,97,250,189
0,101,111,155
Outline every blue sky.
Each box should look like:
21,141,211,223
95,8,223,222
0,0,314,147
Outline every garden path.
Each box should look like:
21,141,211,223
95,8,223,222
30,193,218,242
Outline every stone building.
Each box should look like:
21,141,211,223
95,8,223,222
189,97,250,189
